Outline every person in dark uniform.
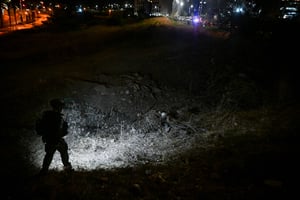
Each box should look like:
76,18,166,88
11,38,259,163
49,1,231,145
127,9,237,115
37,98,73,175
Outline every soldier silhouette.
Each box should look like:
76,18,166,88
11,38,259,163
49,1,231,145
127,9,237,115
36,98,73,175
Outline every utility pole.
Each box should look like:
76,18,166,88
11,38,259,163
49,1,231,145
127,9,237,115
19,0,23,23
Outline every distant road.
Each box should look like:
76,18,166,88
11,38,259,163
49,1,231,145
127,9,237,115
0,13,49,36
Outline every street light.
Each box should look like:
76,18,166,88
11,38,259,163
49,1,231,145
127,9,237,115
19,0,23,23
19,0,22,12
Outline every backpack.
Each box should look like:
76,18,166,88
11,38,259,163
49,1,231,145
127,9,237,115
35,117,47,136
35,111,68,142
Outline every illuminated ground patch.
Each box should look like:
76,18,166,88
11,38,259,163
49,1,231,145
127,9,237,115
27,73,209,170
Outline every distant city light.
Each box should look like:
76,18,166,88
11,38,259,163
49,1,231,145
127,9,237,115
235,7,244,13
192,16,201,24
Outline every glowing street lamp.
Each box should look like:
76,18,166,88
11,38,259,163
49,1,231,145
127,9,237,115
189,4,193,15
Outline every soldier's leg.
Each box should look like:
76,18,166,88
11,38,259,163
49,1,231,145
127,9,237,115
41,143,56,174
57,139,72,170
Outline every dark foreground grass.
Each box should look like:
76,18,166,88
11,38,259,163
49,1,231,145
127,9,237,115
17,135,298,200
7,105,297,200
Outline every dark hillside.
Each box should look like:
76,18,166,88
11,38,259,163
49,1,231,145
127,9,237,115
0,17,299,200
